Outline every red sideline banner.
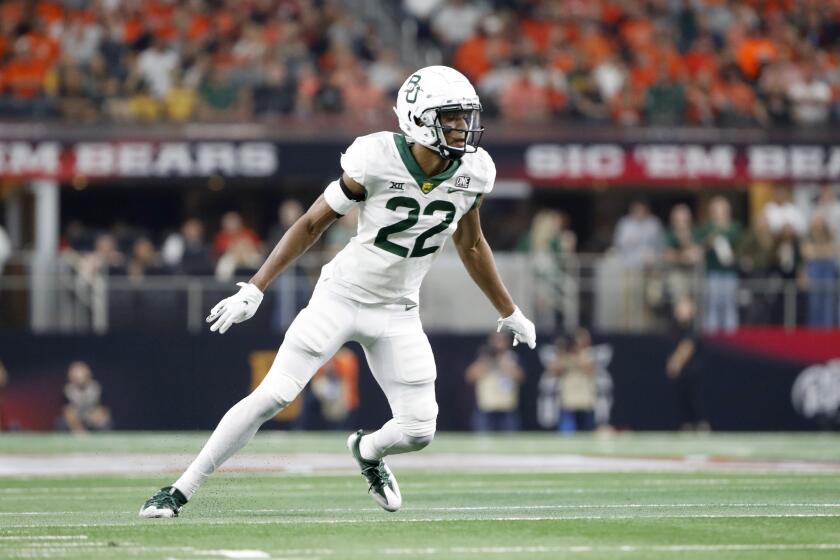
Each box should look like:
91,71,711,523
708,327,840,363
2,139,840,185
0,141,278,181
524,144,840,185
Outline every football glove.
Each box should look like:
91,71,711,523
206,282,264,334
496,306,536,349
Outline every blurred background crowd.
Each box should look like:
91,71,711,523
1,0,840,126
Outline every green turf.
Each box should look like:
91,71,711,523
1,433,839,560
2,431,839,461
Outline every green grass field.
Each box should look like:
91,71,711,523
1,432,839,560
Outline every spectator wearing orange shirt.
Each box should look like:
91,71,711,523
712,66,766,125
0,37,56,117
297,347,360,430
213,211,263,281
736,27,777,81
453,16,510,84
499,65,550,122
213,211,261,258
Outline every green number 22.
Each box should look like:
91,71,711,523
374,197,456,258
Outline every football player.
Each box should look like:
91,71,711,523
140,65,537,518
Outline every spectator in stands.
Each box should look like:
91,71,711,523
78,233,125,281
644,66,685,126
812,185,840,244
136,37,179,100
250,59,296,118
666,296,708,432
612,199,663,330
431,0,487,52
697,196,741,333
498,64,552,122
787,59,832,126
163,71,198,122
368,48,404,96
764,185,806,237
0,224,11,275
663,204,702,302
518,209,575,330
613,199,663,267
59,361,112,434
770,223,804,325
593,54,626,104
267,200,309,332
712,66,766,126
213,212,260,256
465,331,525,432
127,79,162,123
197,66,247,121
609,82,644,126
801,215,836,328
56,61,100,123
323,208,358,260
0,37,54,117
161,218,213,275
126,237,166,282
297,347,360,430
738,213,776,325
340,67,386,123
547,328,597,433
213,212,262,281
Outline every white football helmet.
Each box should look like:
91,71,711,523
394,65,484,160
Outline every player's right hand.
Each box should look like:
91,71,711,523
206,282,264,334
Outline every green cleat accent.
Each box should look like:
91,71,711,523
138,486,188,518
347,430,402,512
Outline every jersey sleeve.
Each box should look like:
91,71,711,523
340,136,371,186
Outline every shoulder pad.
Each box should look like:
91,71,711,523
472,147,496,194
340,132,392,186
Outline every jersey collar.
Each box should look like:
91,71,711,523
393,134,461,195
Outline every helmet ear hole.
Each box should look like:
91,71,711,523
413,115,424,127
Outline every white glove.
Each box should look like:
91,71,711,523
206,282,264,334
496,306,536,349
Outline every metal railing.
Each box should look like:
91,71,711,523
1,251,837,334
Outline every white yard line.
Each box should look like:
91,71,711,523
2,512,840,529
2,452,839,476
3,503,840,517
7,543,840,557
0,536,88,540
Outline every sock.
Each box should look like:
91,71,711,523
359,419,432,461
173,388,285,500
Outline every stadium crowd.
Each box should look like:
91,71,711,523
0,0,839,126
44,183,840,331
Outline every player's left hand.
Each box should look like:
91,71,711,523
206,282,264,334
497,306,536,349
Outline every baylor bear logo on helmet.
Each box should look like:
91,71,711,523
394,66,484,162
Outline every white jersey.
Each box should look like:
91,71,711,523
318,131,496,305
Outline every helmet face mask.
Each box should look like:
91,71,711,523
426,104,484,160
395,66,485,161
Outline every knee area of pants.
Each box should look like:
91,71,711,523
259,371,303,405
397,400,437,437
405,432,434,450
247,386,289,418
396,417,436,441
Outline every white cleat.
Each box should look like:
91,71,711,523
347,430,402,512
138,486,187,518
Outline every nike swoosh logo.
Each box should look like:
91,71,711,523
405,304,418,311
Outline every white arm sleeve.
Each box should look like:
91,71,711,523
323,180,358,215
